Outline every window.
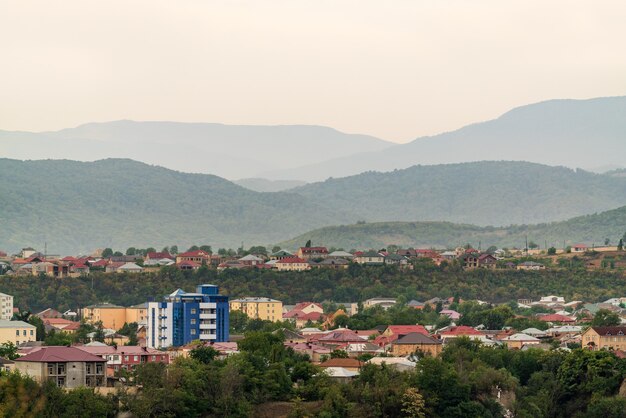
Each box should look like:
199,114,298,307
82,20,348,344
23,330,26,336
191,329,197,335
190,309,196,314
190,319,196,325
134,356,139,361
15,330,19,336
30,330,34,336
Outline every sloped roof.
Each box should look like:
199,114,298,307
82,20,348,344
239,254,264,261
15,347,106,363
320,358,363,368
395,332,441,345
503,333,541,342
590,326,626,335
386,325,429,336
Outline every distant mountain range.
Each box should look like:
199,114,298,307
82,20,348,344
0,121,391,180
263,96,626,181
234,178,307,193
2,158,626,254
1,96,625,182
279,205,626,251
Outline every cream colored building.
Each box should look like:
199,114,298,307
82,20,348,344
275,257,310,272
0,293,14,321
230,297,283,322
582,326,626,351
82,302,148,330
0,320,36,346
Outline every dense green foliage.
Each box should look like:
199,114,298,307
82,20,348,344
292,161,626,227
4,159,626,254
281,205,626,250
0,158,350,254
3,333,626,417
1,263,625,312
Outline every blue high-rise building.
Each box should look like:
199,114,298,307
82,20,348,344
147,284,229,348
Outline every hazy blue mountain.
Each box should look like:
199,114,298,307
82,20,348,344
0,158,352,254
0,121,392,179
291,161,626,226
264,96,626,181
234,178,307,192
280,206,626,251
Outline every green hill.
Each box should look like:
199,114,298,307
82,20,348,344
0,158,351,254
291,161,626,226
279,206,626,250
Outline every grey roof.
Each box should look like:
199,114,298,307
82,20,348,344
328,251,354,257
395,332,440,345
0,320,35,329
231,297,281,303
239,254,264,261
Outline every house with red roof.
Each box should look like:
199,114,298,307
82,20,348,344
538,314,575,324
296,247,329,260
276,257,310,272
572,244,588,253
75,344,169,374
437,326,485,342
176,250,210,265
14,347,107,388
284,304,325,328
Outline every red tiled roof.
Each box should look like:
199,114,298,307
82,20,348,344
177,250,209,258
43,318,74,326
319,358,363,368
90,259,109,267
539,314,575,322
283,311,323,321
439,326,483,336
386,325,429,336
15,347,106,363
291,302,323,311
147,252,172,260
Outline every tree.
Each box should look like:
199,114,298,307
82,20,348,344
618,239,624,251
188,245,199,252
547,247,557,255
0,342,18,360
605,238,611,246
330,349,348,359
113,251,123,257
190,346,219,364
305,240,312,248
44,330,73,346
271,246,281,253
170,245,178,254
528,241,539,249
401,387,426,418
28,315,46,341
591,309,621,327
126,247,136,256
199,245,212,254
101,248,113,258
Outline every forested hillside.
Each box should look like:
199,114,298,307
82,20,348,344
2,265,625,312
291,161,626,226
281,205,626,250
0,158,351,254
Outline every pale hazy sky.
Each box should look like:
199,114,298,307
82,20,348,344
1,1,625,142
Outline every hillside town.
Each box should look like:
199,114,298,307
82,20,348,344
2,241,625,278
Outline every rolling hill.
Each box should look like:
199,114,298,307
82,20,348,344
264,96,626,181
279,206,626,250
0,121,392,180
0,158,352,254
291,161,626,226
3,158,626,255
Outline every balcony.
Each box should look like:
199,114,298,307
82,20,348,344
199,313,217,319
199,323,217,330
